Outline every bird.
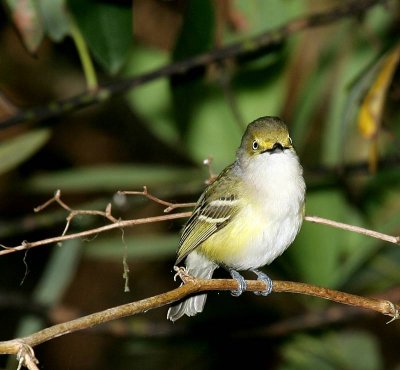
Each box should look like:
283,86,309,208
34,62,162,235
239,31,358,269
167,116,306,322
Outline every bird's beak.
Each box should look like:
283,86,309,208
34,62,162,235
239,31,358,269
262,143,285,154
271,143,284,153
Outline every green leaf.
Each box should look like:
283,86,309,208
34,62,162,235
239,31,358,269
185,85,243,171
83,234,179,260
233,0,304,37
0,129,51,175
26,165,204,193
124,46,179,145
68,0,132,74
5,0,44,53
37,0,70,41
171,0,215,136
33,240,81,305
172,0,214,62
322,31,381,166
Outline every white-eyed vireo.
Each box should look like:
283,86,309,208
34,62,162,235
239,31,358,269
167,116,306,321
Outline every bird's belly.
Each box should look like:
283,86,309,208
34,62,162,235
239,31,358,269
198,203,302,270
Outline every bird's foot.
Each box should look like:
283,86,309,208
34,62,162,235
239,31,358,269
173,266,194,284
251,269,273,296
228,268,247,296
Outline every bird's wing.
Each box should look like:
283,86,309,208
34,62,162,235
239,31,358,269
176,165,242,264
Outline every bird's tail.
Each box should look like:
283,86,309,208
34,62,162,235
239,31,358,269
167,252,217,322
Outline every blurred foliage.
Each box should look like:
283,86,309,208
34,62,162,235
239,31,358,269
279,330,382,370
0,128,50,175
69,0,132,74
0,0,399,369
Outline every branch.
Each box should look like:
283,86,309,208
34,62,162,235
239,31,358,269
305,215,400,245
34,189,118,236
119,186,196,213
0,211,191,257
257,286,400,337
0,277,398,358
0,0,385,128
0,189,191,256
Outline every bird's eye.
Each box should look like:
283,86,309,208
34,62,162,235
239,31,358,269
288,136,293,145
252,140,259,150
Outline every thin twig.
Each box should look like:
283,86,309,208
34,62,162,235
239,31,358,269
0,0,384,128
16,343,39,370
119,186,196,213
33,190,71,213
34,190,118,236
0,212,192,256
305,215,400,245
0,190,192,256
0,277,397,357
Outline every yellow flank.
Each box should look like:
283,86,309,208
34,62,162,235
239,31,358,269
197,204,263,264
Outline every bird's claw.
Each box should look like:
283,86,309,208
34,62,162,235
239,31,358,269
173,266,194,284
229,269,247,296
251,269,273,296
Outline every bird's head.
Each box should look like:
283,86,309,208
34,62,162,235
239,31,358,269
237,116,294,162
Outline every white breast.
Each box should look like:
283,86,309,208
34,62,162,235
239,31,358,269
229,149,305,270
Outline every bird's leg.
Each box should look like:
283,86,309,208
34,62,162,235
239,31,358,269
250,269,273,296
221,265,247,296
